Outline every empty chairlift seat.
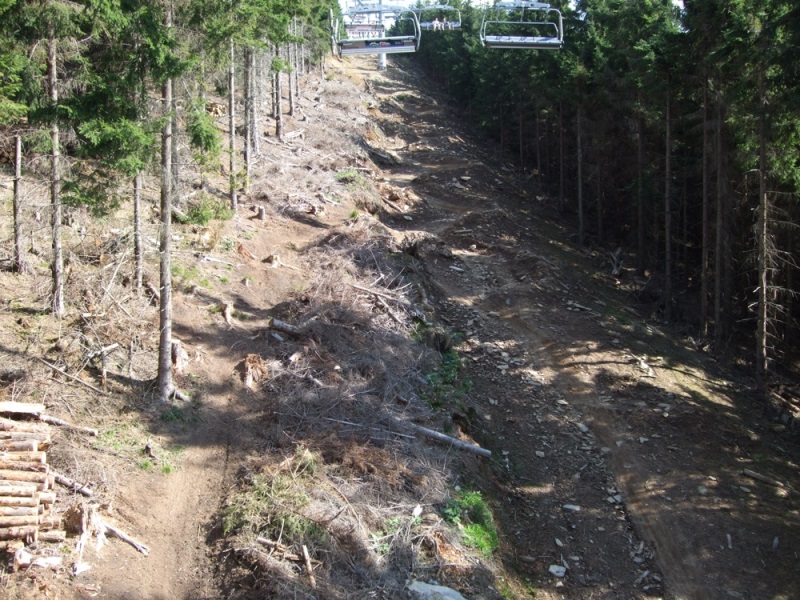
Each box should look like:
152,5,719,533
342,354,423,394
480,1,563,50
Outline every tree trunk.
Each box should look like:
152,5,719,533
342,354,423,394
596,161,603,244
517,100,523,168
288,40,295,117
636,113,645,275
134,172,143,291
244,47,253,195
755,66,768,387
714,101,725,349
700,77,709,334
228,37,238,211
559,100,564,212
577,103,584,248
664,82,672,322
48,33,63,317
171,108,179,193
157,4,174,403
13,135,29,274
275,48,284,141
535,102,541,182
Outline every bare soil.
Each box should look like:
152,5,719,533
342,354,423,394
1,54,798,600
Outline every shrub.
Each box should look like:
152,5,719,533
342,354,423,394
442,490,498,556
183,196,233,226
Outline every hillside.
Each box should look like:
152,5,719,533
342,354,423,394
1,54,799,600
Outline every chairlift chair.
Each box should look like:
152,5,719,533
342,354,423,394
480,1,563,50
332,5,421,57
413,3,462,31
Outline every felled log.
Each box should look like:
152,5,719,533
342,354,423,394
53,472,93,497
38,492,56,505
0,515,39,528
0,526,37,542
0,451,47,464
387,417,491,458
0,471,49,485
39,415,98,436
742,469,785,488
0,440,39,452
0,402,45,417
39,514,62,530
39,530,66,543
0,482,38,496
0,461,48,472
0,495,38,508
267,317,303,336
0,506,39,517
0,417,49,433
0,432,51,445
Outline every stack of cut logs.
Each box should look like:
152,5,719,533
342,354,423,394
0,413,64,551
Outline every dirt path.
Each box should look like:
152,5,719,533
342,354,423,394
364,58,800,599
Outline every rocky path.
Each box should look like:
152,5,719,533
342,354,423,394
366,57,800,599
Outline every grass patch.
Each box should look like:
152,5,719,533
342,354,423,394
175,195,233,226
98,425,181,474
423,344,473,410
335,167,360,184
97,424,142,455
161,405,188,423
172,264,202,288
442,490,498,557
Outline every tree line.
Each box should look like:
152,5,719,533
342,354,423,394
410,0,800,392
0,0,337,401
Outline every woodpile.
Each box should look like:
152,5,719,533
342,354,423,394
0,401,148,571
0,410,63,553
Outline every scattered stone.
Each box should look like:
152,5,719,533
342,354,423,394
697,485,708,495
576,422,589,433
555,538,564,547
548,565,567,578
407,581,467,600
535,451,546,458
563,504,581,512
403,215,413,221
